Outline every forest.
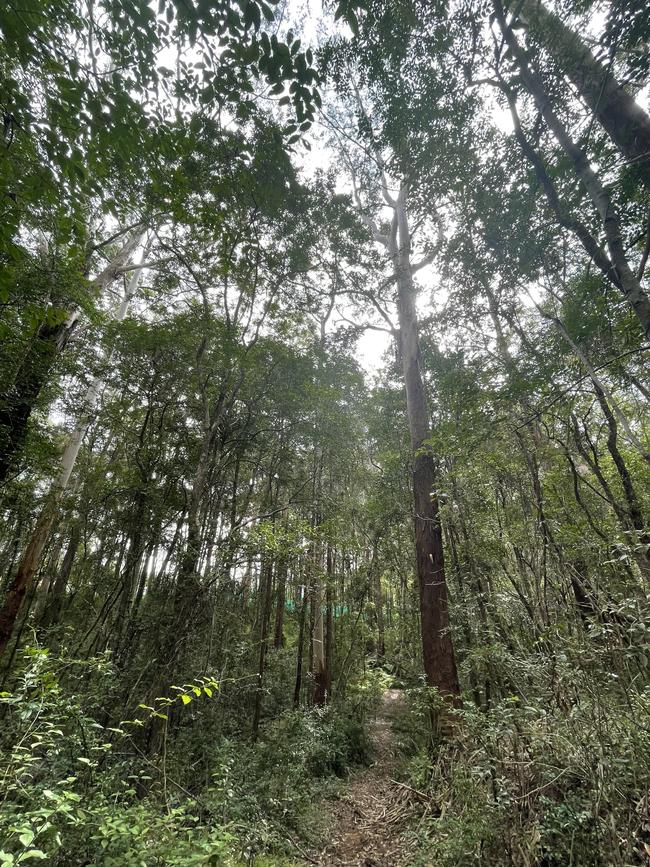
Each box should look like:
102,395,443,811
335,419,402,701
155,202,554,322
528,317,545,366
1,0,650,864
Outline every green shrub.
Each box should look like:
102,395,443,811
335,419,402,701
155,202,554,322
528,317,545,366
398,655,650,867
0,644,373,865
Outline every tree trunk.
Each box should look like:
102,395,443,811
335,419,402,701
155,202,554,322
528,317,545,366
41,523,81,628
371,535,385,664
593,384,650,577
569,560,599,626
0,498,58,656
0,232,142,487
0,260,146,655
312,558,327,704
518,0,650,188
316,543,333,703
0,314,78,485
273,554,288,649
392,185,461,700
293,576,309,708
114,490,148,653
493,0,650,339
325,576,333,697
252,552,274,739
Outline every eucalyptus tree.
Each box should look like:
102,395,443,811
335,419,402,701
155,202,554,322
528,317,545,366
319,63,462,698
505,0,650,190
328,0,650,716
336,0,650,339
0,249,151,657
486,0,650,338
0,0,320,492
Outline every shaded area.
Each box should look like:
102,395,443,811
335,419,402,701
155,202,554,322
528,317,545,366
309,689,420,867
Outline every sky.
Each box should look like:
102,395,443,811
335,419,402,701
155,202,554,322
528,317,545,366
154,0,543,378
278,0,521,375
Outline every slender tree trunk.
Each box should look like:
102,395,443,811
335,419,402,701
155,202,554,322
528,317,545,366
252,551,274,739
41,523,80,628
593,385,650,577
170,383,231,645
0,258,146,657
569,559,599,626
371,535,385,664
517,0,650,187
314,542,333,704
273,554,288,649
542,304,650,462
325,575,333,696
493,0,650,338
131,538,154,620
167,428,217,666
114,489,149,653
392,185,461,699
503,92,630,301
570,412,650,581
32,535,64,623
1,518,24,593
312,557,327,704
293,576,309,708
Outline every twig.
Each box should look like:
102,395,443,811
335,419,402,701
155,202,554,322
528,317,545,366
282,831,319,864
388,779,429,801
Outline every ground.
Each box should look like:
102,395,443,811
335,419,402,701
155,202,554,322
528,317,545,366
306,689,423,867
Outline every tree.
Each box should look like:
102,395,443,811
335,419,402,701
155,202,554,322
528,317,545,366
322,75,461,699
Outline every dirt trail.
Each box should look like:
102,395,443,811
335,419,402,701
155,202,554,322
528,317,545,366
309,689,418,867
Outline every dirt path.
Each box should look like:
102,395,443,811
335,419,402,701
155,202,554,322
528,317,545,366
309,689,418,867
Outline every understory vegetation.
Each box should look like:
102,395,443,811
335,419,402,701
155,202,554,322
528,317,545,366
0,645,379,865
2,0,650,864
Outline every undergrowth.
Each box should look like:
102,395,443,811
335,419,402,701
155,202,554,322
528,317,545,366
0,645,379,866
396,630,650,867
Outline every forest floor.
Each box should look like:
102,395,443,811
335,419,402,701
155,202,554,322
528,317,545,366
306,689,422,867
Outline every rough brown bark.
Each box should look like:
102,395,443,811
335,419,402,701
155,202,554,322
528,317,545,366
0,316,77,485
392,187,461,700
0,498,58,656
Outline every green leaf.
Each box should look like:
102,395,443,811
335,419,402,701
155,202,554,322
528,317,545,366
180,694,192,705
243,1,261,30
